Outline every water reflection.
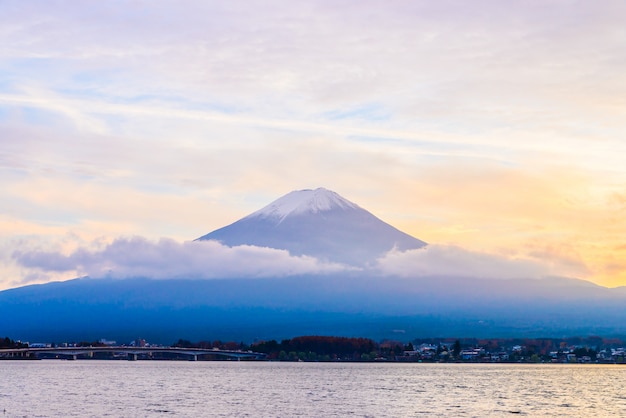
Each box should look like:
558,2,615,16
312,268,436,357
0,362,625,417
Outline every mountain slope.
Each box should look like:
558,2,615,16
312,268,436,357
2,275,626,344
197,188,426,265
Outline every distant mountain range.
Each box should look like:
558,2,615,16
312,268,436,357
2,188,626,344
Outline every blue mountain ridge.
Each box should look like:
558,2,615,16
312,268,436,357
2,274,626,344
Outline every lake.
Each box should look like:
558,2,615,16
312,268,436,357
1,361,625,417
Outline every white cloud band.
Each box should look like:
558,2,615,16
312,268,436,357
12,236,352,280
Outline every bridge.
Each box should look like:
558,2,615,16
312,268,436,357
0,346,266,361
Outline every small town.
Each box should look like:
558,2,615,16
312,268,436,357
250,335,626,363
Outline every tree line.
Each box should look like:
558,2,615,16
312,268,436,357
0,337,27,349
171,334,625,362
251,336,378,361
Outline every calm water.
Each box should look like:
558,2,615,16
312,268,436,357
1,361,626,417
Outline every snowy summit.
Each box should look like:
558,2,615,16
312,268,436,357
247,188,360,222
197,187,426,266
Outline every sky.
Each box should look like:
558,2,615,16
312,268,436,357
1,0,626,289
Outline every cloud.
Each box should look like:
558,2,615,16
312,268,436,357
12,236,354,280
10,234,589,284
375,245,589,280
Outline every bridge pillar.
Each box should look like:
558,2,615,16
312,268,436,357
70,354,77,361
128,353,138,361
190,354,197,361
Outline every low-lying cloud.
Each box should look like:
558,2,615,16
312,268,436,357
11,235,590,284
12,236,353,280
376,245,589,280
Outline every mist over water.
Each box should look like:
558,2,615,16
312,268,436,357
1,361,625,417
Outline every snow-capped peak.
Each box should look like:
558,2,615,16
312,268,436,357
246,188,360,221
197,187,427,265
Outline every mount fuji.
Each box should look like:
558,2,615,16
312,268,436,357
196,188,426,265
4,188,626,344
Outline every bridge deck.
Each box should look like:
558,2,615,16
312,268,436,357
0,346,266,360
